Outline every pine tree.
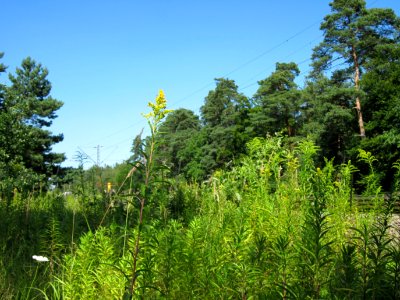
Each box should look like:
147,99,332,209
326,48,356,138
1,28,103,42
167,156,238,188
250,62,301,137
302,73,357,163
360,43,400,188
200,78,250,174
0,57,64,196
0,52,6,108
158,108,201,176
311,0,399,138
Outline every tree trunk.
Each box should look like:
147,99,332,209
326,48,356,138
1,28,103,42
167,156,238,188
352,45,366,138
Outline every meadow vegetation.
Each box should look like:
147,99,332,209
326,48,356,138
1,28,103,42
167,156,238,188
1,0,400,298
1,91,400,299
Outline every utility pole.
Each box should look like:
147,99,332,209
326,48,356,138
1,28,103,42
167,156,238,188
94,145,103,191
95,145,103,167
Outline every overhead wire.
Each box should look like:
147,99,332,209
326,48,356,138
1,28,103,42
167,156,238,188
223,21,321,78
78,18,324,157
240,34,322,82
238,35,323,92
100,146,121,165
77,22,325,165
168,20,322,110
84,48,363,164
74,0,393,166
80,15,364,166
81,53,380,166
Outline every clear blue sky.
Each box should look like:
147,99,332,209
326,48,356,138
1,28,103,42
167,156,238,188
2,0,399,168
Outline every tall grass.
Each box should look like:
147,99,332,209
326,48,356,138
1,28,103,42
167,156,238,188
35,137,398,298
2,120,400,298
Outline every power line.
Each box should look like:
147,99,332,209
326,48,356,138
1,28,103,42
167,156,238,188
94,145,103,166
168,19,322,110
223,21,321,78
80,118,145,147
100,146,120,165
76,26,324,161
80,50,372,167
81,38,378,164
239,57,313,92
73,18,325,164
76,147,97,165
238,35,323,91
68,0,396,167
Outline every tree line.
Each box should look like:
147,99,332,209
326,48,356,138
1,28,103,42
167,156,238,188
156,1,400,191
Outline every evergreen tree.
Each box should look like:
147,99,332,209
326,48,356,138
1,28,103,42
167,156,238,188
250,62,301,137
200,78,250,174
311,0,399,138
0,53,5,72
302,73,357,163
0,57,64,196
177,129,209,180
130,129,144,163
158,108,201,176
360,43,400,188
0,52,7,109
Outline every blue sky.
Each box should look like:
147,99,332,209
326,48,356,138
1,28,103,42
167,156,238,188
2,0,399,168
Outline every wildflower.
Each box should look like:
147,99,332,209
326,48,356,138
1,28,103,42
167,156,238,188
32,255,49,262
142,90,173,129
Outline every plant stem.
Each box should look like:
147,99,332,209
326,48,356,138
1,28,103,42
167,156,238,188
129,128,156,296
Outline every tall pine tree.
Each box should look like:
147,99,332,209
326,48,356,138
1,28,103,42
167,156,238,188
250,62,301,138
0,56,64,197
200,78,250,174
311,0,399,138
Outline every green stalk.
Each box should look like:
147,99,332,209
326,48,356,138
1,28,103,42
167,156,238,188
125,90,172,298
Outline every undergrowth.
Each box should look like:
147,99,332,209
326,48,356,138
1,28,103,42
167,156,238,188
1,97,399,299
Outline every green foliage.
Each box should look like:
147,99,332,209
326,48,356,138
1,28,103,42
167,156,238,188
302,74,358,163
2,2,400,297
251,62,302,137
158,108,201,177
198,78,251,175
306,0,400,171
123,90,173,298
2,135,400,299
60,228,127,299
311,0,399,77
0,56,64,199
357,149,382,196
0,52,6,75
360,43,400,189
298,169,334,299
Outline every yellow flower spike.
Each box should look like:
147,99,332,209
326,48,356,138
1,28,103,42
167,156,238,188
142,90,173,132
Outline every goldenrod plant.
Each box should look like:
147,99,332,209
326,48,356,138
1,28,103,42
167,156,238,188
125,90,172,299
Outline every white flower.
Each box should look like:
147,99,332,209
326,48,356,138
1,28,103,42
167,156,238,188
32,255,49,262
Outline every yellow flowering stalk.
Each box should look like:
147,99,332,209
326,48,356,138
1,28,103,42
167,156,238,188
143,90,173,134
128,90,172,297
